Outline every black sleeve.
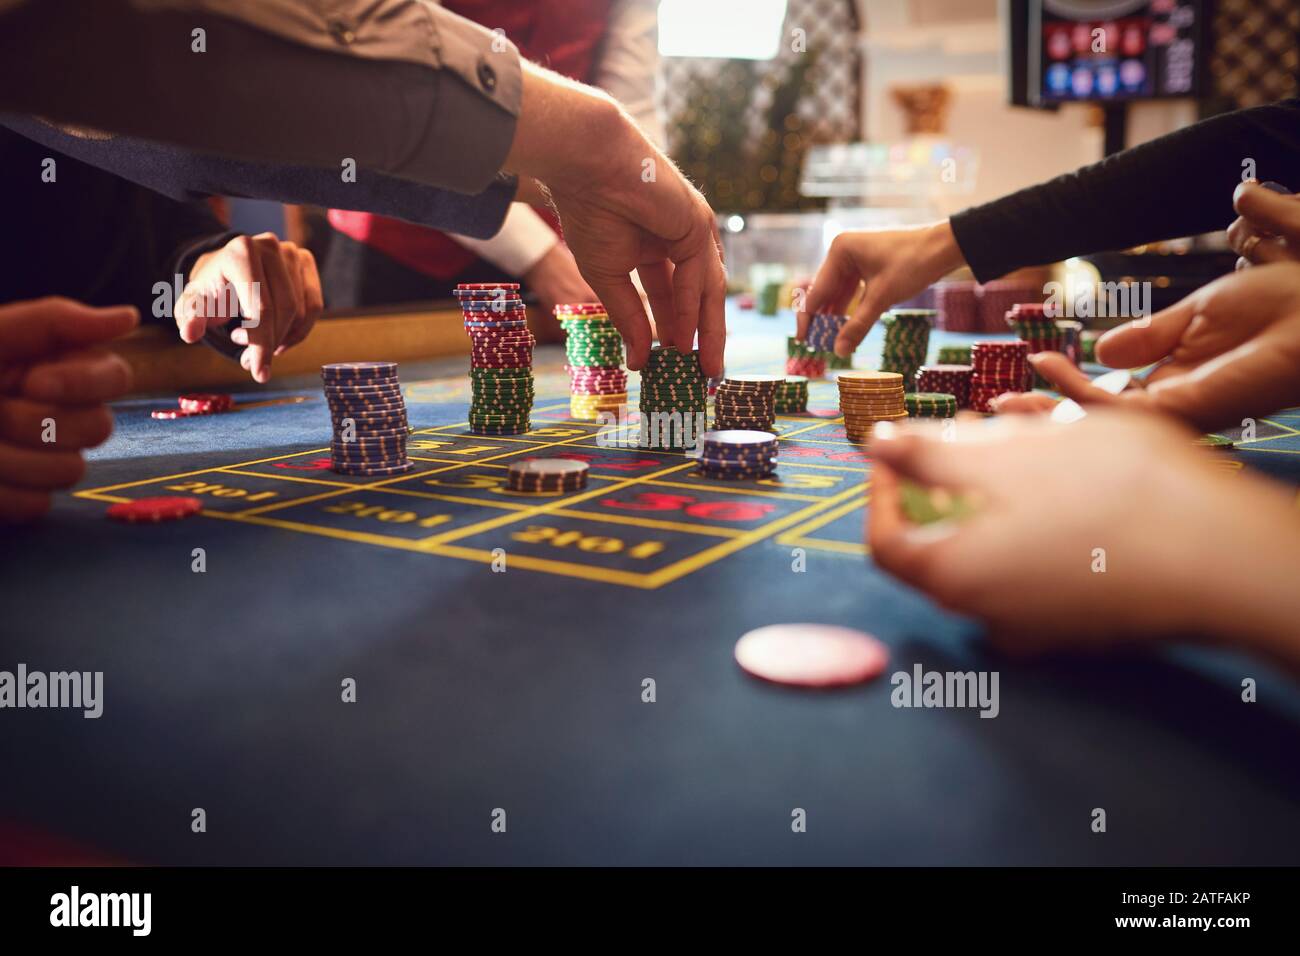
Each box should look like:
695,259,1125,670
2,116,516,240
950,98,1300,283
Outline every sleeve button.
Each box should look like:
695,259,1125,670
477,59,498,92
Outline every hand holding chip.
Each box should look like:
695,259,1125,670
867,411,1300,664
0,297,137,522
798,222,967,359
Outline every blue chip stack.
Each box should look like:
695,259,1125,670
696,430,778,481
805,313,848,353
323,361,413,477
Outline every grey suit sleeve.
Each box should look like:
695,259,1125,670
0,0,522,195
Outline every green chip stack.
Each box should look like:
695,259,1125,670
937,344,972,365
904,391,958,419
880,309,933,392
561,314,624,368
638,346,707,451
469,368,534,433
774,376,809,414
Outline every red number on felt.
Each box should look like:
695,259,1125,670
275,457,334,471
682,501,774,521
601,492,695,512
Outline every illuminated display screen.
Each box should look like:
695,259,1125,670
1032,0,1200,103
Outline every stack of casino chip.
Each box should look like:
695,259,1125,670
458,282,534,434
639,346,707,450
904,392,958,419
1006,303,1071,387
936,281,979,332
915,364,973,408
696,430,778,481
506,459,589,493
786,337,827,378
837,371,907,442
556,303,627,420
880,310,933,391
970,340,1030,412
1006,303,1066,352
805,312,848,353
323,361,413,477
774,376,809,414
713,375,780,431
936,344,972,365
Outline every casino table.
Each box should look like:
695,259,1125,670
3,304,1300,866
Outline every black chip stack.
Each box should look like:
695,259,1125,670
323,362,413,477
713,375,780,431
638,347,707,451
506,459,589,493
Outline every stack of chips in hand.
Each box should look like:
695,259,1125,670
805,312,847,353
459,282,534,434
557,302,626,420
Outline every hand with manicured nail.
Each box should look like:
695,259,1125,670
797,222,967,359
177,233,323,384
0,297,137,522
867,411,1300,664
992,262,1300,432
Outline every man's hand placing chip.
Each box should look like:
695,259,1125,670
504,64,726,377
0,298,137,523
867,411,1300,667
992,262,1300,432
176,233,323,384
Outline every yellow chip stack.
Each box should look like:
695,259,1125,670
836,371,907,443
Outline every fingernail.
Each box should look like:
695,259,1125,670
873,420,898,440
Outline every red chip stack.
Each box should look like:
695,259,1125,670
915,364,974,408
936,281,979,332
969,341,1030,412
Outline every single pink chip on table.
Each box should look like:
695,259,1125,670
734,624,889,688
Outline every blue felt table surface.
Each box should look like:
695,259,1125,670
1,305,1297,865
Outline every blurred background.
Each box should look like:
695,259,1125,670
231,0,1300,320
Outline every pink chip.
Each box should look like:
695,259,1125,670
734,624,888,688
